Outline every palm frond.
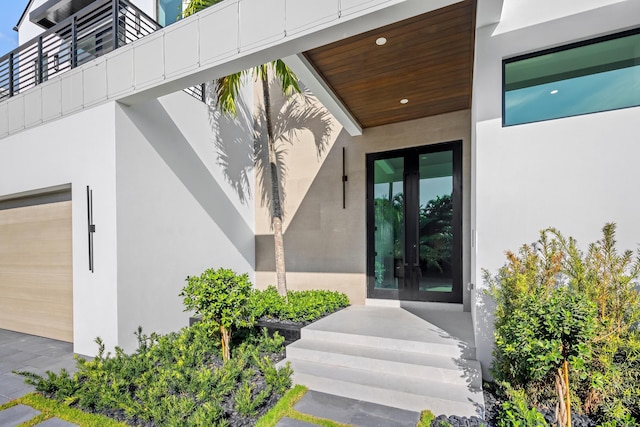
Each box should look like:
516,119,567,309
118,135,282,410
274,88,332,158
272,60,301,96
253,64,269,82
182,0,223,18
216,72,246,117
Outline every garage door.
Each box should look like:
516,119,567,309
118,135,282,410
0,190,73,342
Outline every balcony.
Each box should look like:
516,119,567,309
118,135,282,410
0,0,204,103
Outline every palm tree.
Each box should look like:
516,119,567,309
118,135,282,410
183,1,301,297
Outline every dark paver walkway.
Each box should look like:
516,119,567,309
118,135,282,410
0,329,81,426
0,404,40,426
36,417,79,426
0,329,78,402
277,417,318,427
274,390,421,427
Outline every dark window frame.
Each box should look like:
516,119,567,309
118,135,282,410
502,27,640,127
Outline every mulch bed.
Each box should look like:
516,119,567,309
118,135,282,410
431,382,597,427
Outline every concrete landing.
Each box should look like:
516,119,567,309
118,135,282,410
280,305,484,418
400,301,475,346
303,305,476,359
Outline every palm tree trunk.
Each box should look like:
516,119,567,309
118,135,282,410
261,68,287,298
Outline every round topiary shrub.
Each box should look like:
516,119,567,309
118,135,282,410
180,268,254,361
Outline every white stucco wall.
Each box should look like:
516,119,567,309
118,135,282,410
472,0,640,377
494,0,629,36
132,0,157,19
0,102,119,357
17,0,49,46
113,89,256,352
0,84,256,355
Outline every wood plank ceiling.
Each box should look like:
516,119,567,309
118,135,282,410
303,0,476,129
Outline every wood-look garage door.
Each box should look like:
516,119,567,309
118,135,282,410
0,192,73,342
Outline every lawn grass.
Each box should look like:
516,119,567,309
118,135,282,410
1,386,354,427
256,384,354,427
5,393,127,427
0,400,17,411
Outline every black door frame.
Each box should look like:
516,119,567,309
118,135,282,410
366,140,463,303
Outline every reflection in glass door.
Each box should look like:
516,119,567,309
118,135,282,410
367,142,461,303
372,157,405,291
417,150,454,293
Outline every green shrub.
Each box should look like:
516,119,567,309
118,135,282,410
417,409,435,426
493,282,596,425
251,286,349,323
20,369,79,402
487,223,640,425
598,412,639,427
234,380,270,416
181,268,254,360
493,287,595,384
248,328,288,354
497,385,548,427
20,323,290,426
284,289,350,322
251,286,285,320
591,330,640,423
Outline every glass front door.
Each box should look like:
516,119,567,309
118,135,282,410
367,142,462,303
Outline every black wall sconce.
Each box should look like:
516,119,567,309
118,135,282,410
87,186,95,272
342,146,348,209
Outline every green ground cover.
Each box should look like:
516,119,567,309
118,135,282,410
14,268,351,426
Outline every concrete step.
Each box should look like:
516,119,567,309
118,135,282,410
285,338,482,389
282,359,483,417
282,306,484,418
302,306,476,360
301,327,473,360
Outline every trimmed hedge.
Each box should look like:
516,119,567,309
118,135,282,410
251,286,349,323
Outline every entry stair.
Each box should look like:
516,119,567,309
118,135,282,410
277,304,484,418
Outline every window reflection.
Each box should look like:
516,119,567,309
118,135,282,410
504,31,640,126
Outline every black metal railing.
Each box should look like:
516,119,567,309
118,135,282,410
0,0,205,103
183,83,206,103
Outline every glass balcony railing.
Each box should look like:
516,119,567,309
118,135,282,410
0,0,205,103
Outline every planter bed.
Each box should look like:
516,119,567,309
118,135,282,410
255,319,304,345
189,316,303,345
190,309,341,346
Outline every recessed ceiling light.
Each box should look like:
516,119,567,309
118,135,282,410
550,89,559,95
375,37,387,46
400,98,409,104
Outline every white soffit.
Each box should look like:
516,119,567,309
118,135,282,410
283,53,363,137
